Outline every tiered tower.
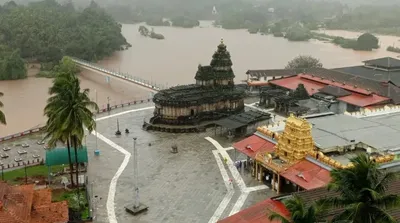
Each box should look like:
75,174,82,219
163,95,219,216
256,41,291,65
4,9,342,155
275,114,314,163
195,38,235,87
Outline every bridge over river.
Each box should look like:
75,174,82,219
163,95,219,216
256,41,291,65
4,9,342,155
71,57,164,93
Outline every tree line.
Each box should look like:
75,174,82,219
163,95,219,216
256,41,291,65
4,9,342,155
101,0,400,38
0,0,130,80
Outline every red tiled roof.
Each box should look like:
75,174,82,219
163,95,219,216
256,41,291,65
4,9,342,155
32,189,52,207
280,160,331,190
0,184,35,223
0,182,68,223
269,75,325,95
299,74,372,95
269,74,390,107
217,198,289,223
31,200,69,223
337,92,390,107
233,135,276,159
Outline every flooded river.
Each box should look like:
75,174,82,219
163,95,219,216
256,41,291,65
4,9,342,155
0,22,399,136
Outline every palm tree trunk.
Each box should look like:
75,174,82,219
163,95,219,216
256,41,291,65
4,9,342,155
73,136,79,188
67,138,74,187
73,136,81,210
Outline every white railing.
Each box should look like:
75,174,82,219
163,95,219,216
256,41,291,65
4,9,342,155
70,57,164,91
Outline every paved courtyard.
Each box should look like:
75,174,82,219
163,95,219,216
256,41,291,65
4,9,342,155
87,103,276,223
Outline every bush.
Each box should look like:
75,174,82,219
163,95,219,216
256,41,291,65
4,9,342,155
285,26,311,41
387,46,400,53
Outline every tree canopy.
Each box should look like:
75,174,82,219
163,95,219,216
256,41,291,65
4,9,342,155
0,0,130,64
0,92,5,125
285,56,323,70
0,46,26,80
325,154,400,223
285,25,312,41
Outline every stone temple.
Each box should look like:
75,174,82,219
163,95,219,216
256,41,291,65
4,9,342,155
144,39,246,132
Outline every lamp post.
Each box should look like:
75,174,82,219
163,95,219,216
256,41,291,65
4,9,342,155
95,89,98,151
133,138,139,208
115,119,121,136
107,96,110,112
125,137,148,215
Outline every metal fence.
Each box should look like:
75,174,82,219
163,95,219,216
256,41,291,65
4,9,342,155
0,97,153,143
71,57,166,91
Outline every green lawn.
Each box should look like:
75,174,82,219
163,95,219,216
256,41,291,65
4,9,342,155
53,188,90,219
3,164,64,184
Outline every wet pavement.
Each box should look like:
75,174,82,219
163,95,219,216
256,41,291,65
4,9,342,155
87,103,277,223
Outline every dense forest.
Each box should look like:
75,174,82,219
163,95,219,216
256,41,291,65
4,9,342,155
0,0,129,80
96,0,400,37
3,0,400,36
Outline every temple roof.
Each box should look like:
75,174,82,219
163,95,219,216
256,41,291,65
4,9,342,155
195,39,235,81
363,57,400,69
153,84,245,107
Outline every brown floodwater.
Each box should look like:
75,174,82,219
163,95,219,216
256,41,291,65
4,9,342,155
0,22,398,136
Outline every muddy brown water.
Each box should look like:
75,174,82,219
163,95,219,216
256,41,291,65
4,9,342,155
0,21,398,136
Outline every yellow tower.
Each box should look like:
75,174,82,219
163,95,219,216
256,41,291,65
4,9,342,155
276,114,314,163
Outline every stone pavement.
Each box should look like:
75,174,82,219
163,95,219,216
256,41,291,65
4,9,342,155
87,104,276,223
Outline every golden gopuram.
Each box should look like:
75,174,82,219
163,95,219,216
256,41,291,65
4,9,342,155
251,113,395,194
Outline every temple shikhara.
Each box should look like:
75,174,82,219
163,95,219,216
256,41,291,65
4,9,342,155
144,39,246,132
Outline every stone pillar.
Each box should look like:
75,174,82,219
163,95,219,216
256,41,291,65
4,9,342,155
272,173,276,191
252,161,255,177
277,174,281,194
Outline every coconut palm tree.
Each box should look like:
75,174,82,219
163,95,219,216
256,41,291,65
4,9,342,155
268,195,327,223
44,72,76,186
44,57,98,187
325,153,400,223
65,75,97,187
0,92,6,125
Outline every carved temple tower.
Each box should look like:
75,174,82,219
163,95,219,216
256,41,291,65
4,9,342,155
275,114,314,163
146,39,245,132
195,38,235,87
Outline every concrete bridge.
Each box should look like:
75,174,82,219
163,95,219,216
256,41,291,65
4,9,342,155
71,57,162,93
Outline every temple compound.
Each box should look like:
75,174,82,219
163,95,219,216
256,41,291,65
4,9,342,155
233,111,400,194
144,39,246,132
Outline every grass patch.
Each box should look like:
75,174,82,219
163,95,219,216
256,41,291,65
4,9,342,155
36,70,56,78
53,188,89,219
3,164,64,184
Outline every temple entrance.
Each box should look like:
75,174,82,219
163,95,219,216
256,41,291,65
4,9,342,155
190,109,195,116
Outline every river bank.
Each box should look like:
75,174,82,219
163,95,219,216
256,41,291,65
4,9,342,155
0,66,150,136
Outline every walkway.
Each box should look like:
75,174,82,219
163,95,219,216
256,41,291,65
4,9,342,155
87,104,273,223
71,57,163,92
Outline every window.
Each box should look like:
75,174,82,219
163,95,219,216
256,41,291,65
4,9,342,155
284,152,288,156
288,139,291,144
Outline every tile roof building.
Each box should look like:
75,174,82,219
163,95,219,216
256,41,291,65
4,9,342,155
232,108,400,195
0,182,68,223
246,57,400,112
269,72,392,111
218,179,400,223
222,108,400,223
